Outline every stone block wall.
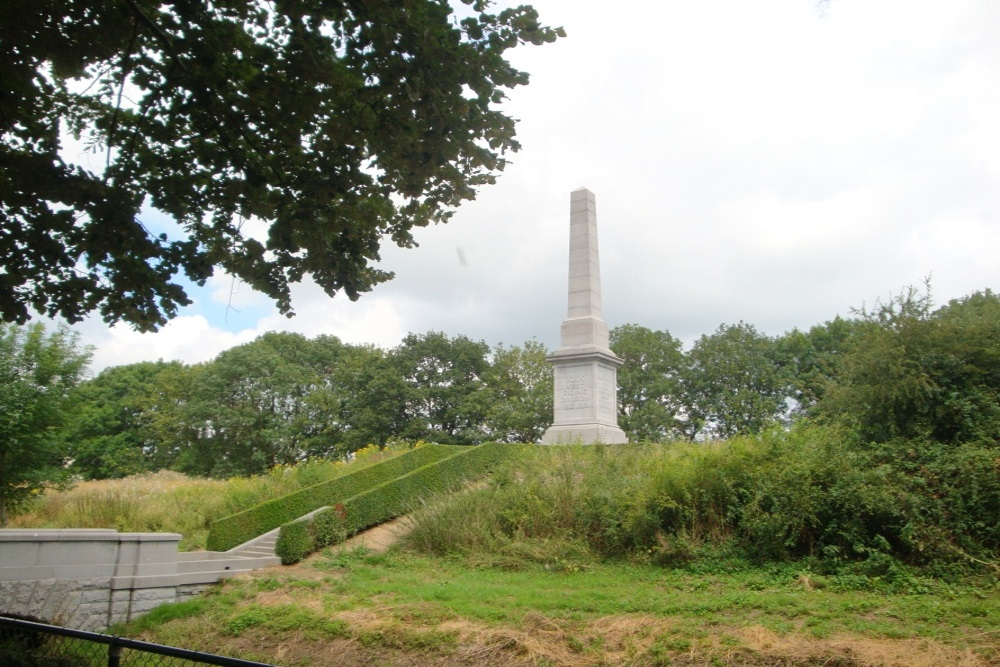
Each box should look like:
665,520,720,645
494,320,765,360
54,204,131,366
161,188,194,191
0,529,186,631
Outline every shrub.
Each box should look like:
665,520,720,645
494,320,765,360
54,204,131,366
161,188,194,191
275,519,313,565
818,287,1000,445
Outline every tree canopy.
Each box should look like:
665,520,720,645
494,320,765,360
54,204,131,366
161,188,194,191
0,323,90,524
817,287,1000,444
0,0,563,331
681,322,788,440
611,324,684,442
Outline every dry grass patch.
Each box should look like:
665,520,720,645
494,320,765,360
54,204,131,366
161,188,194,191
731,625,991,667
211,610,996,666
127,600,1000,667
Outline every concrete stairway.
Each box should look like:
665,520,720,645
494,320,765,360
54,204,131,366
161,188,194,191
228,528,280,559
172,529,281,583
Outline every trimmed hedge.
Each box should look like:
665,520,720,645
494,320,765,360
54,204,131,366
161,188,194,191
207,444,462,551
276,442,525,563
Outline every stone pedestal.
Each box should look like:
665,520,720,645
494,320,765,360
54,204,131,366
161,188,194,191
541,189,627,444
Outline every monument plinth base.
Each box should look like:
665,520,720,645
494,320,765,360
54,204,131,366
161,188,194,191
540,423,628,445
541,347,628,445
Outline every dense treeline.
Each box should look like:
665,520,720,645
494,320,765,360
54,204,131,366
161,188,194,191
59,322,789,480
3,286,999,491
59,331,550,479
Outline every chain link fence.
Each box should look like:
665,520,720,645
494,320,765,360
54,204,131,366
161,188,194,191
0,616,277,667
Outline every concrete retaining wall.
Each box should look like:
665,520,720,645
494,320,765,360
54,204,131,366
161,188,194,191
0,529,277,631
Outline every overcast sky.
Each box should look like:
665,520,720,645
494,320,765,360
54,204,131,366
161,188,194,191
72,0,999,373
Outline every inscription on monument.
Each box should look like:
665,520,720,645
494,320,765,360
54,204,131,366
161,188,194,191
559,373,590,411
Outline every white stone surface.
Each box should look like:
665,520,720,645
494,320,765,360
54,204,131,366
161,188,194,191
542,189,627,445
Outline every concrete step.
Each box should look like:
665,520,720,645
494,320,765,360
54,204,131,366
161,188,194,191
235,548,276,557
240,542,276,550
226,529,282,555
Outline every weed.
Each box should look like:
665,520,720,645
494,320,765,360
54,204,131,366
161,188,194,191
254,576,282,592
223,608,269,636
223,605,348,639
315,546,371,570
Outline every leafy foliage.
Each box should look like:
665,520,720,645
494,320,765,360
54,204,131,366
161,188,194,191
0,323,90,524
818,286,1000,444
482,340,552,442
389,331,491,444
1,0,563,330
53,331,523,481
178,332,349,476
611,324,684,441
61,360,182,479
331,344,410,452
681,322,789,439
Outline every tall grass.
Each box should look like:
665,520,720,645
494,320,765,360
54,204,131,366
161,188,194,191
404,427,1000,574
8,443,408,550
7,471,228,550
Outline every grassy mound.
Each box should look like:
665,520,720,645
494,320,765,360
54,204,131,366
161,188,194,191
405,427,1000,576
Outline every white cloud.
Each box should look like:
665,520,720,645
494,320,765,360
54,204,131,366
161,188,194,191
252,286,408,349
86,315,256,373
83,288,411,373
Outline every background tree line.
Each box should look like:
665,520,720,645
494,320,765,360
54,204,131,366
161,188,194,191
2,286,998,493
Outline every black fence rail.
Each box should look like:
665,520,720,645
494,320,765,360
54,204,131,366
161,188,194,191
0,616,277,667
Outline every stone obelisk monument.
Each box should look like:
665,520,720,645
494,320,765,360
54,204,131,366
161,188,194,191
541,188,628,444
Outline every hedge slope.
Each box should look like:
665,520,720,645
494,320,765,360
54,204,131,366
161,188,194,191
207,445,461,551
276,442,524,563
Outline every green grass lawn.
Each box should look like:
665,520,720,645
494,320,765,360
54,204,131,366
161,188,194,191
118,546,1000,666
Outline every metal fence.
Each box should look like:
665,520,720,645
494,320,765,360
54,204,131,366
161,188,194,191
0,616,277,667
